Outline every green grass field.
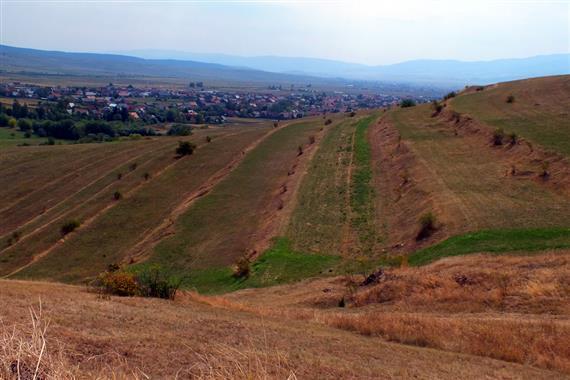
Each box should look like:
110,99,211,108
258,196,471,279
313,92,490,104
409,227,570,266
285,117,355,254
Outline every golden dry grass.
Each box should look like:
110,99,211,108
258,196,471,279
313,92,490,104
224,251,570,375
0,278,560,379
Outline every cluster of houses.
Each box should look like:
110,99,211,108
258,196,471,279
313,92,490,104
0,82,422,123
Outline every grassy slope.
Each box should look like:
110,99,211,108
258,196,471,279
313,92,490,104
409,227,570,265
145,119,325,291
350,115,379,255
286,114,379,257
452,75,570,157
285,118,355,254
389,105,570,230
10,128,267,282
387,76,570,265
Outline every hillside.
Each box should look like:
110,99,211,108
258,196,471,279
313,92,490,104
124,49,570,85
0,45,336,86
1,76,570,377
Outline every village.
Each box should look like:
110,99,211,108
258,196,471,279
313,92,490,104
0,81,424,124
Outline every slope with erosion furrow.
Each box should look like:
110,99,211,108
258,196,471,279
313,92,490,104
10,127,269,282
223,251,570,375
451,75,570,157
143,117,327,291
372,76,570,259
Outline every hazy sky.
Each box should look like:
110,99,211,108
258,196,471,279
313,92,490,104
1,0,569,65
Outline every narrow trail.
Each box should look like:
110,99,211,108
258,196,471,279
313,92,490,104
3,131,247,278
340,123,358,256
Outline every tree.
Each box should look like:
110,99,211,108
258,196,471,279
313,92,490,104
0,114,9,127
400,99,416,108
18,119,32,132
176,141,196,156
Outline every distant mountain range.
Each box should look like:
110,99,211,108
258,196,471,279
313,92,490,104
121,49,570,85
1,45,568,88
0,45,333,86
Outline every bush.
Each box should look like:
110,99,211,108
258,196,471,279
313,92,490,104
416,212,437,241
400,99,416,108
143,172,151,180
508,132,518,145
113,191,122,200
137,265,182,300
17,119,32,132
94,265,181,299
297,145,304,156
443,91,456,100
324,119,333,126
349,111,356,117
60,220,80,236
506,95,515,103
233,256,251,279
176,141,196,156
206,135,212,143
97,271,139,297
431,101,443,116
309,135,316,145
168,124,192,136
492,128,505,146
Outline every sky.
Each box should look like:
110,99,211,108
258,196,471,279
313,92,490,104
1,0,569,65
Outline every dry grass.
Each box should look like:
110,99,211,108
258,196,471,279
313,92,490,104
0,301,75,379
1,279,557,379
225,252,570,375
324,312,570,373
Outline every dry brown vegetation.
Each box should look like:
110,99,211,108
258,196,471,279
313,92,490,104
223,252,570,375
0,276,563,379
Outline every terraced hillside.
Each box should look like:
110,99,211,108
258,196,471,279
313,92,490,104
0,124,269,280
371,75,570,263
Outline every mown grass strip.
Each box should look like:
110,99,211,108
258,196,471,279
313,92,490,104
409,227,570,266
350,115,378,254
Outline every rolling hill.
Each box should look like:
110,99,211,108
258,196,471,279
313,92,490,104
123,49,570,85
0,45,338,86
1,75,570,377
